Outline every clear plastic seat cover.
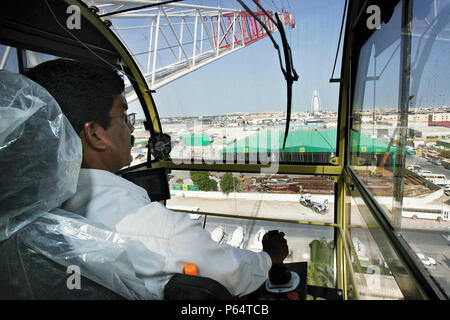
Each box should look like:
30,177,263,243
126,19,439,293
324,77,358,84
0,70,155,299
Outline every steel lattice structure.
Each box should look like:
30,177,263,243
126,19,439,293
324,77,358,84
86,0,295,91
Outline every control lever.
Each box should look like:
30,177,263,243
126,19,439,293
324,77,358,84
265,230,300,293
269,262,292,285
266,230,291,285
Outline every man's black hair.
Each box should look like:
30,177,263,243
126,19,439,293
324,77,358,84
25,59,125,134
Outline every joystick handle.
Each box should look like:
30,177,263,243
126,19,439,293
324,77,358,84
269,262,292,285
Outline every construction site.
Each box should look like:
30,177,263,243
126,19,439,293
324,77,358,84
241,174,334,195
220,169,437,199
353,168,438,198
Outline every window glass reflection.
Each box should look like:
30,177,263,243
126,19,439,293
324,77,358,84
350,0,450,298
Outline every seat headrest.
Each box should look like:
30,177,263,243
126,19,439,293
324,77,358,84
0,70,82,239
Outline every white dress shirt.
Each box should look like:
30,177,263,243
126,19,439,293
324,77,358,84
62,168,272,299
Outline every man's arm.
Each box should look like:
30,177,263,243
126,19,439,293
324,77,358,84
113,201,288,298
165,208,274,297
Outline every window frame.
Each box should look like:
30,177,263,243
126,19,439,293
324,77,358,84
344,0,447,299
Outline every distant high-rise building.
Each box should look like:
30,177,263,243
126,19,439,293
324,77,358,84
311,89,320,115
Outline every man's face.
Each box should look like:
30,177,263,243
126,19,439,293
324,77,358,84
104,94,134,172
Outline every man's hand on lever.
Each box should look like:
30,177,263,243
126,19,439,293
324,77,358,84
262,230,289,265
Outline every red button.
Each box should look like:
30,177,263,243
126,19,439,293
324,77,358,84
287,291,299,300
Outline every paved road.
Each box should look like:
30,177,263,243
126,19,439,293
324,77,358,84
400,229,450,298
407,154,449,178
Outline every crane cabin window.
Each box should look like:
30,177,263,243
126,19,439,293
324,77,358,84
349,0,450,298
101,0,347,166
0,45,151,170
96,0,347,295
165,170,336,290
0,45,18,72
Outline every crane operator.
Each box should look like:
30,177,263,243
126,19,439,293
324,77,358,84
25,59,289,299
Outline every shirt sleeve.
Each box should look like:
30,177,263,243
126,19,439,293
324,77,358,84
164,206,272,297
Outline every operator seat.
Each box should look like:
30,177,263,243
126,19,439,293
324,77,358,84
164,273,235,300
0,70,153,299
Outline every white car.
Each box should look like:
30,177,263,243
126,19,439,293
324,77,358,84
407,165,421,172
189,213,202,220
211,225,227,244
227,226,245,249
417,253,437,267
248,228,266,252
444,185,450,196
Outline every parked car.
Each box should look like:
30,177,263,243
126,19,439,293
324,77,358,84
444,185,450,196
419,170,432,176
417,253,437,267
227,226,245,249
248,228,266,252
432,159,441,165
407,165,421,172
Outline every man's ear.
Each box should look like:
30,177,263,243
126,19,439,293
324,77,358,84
80,122,107,151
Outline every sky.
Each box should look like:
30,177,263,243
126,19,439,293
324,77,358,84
119,0,347,119
116,0,450,120
354,0,450,111
1,0,448,119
